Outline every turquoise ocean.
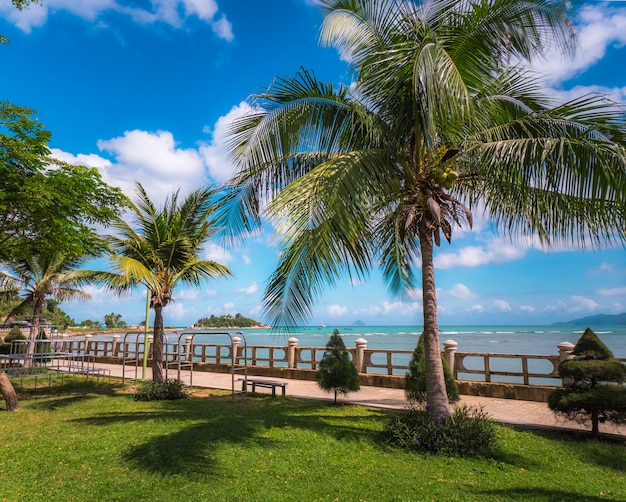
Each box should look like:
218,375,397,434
188,324,626,358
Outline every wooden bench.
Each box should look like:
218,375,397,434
238,378,287,397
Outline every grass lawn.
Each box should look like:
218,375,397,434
0,378,624,501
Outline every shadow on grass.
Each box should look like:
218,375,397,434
72,395,389,478
18,380,126,411
477,487,614,501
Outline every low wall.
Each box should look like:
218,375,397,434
56,332,626,403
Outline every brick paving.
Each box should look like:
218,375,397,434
95,362,626,438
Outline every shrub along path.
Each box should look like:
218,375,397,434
93,362,626,438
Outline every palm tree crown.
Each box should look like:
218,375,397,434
0,251,93,361
222,0,626,416
90,183,232,381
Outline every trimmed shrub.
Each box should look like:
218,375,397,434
316,329,360,404
549,327,626,435
383,404,498,457
405,333,459,403
0,327,27,354
35,328,53,363
134,379,189,401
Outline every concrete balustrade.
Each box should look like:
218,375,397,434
46,333,626,402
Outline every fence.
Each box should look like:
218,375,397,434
41,333,626,389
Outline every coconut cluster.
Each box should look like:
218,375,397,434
432,166,459,189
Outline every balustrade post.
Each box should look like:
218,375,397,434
185,336,193,361
112,335,121,357
232,336,241,364
61,334,68,352
355,338,367,373
443,340,458,375
147,336,154,359
287,337,298,368
557,341,575,386
84,334,92,355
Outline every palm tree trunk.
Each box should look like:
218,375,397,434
0,370,19,411
152,304,164,382
419,223,451,418
24,296,45,369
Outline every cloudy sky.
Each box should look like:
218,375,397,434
1,0,625,327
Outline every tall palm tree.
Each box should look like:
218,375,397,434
0,251,93,365
221,0,626,418
87,183,233,382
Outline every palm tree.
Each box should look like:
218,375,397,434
0,251,93,365
86,183,233,382
221,0,626,418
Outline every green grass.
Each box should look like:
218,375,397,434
1,379,625,501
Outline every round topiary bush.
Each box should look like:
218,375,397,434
549,327,626,435
0,327,27,354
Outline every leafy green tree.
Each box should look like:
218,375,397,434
0,251,94,365
316,329,360,404
549,328,626,436
0,102,127,262
83,183,233,382
80,319,101,328
221,0,626,418
104,312,126,329
406,333,458,404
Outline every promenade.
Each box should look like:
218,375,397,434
94,362,626,438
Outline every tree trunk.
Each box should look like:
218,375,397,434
591,410,599,436
152,304,164,382
0,369,19,411
24,296,44,369
419,223,451,418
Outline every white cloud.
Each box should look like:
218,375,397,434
199,101,254,183
98,129,207,198
435,238,529,269
224,302,235,311
470,304,484,313
238,282,259,295
165,301,189,320
242,254,252,265
494,300,511,312
205,288,217,297
531,4,626,85
212,15,233,42
568,295,599,313
1,0,234,40
54,129,210,205
175,289,200,300
327,304,347,317
81,284,138,304
203,242,233,264
448,284,476,300
520,305,536,313
597,287,626,296
355,300,421,317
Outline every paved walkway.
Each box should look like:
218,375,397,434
95,362,626,438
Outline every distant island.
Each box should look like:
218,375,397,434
553,312,626,327
191,313,269,329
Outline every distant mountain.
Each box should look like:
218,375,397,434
351,320,366,327
553,312,626,327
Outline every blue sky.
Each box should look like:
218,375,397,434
1,0,625,327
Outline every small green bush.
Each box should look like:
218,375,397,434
0,328,27,354
134,379,189,401
383,404,498,457
316,329,360,404
405,333,459,403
